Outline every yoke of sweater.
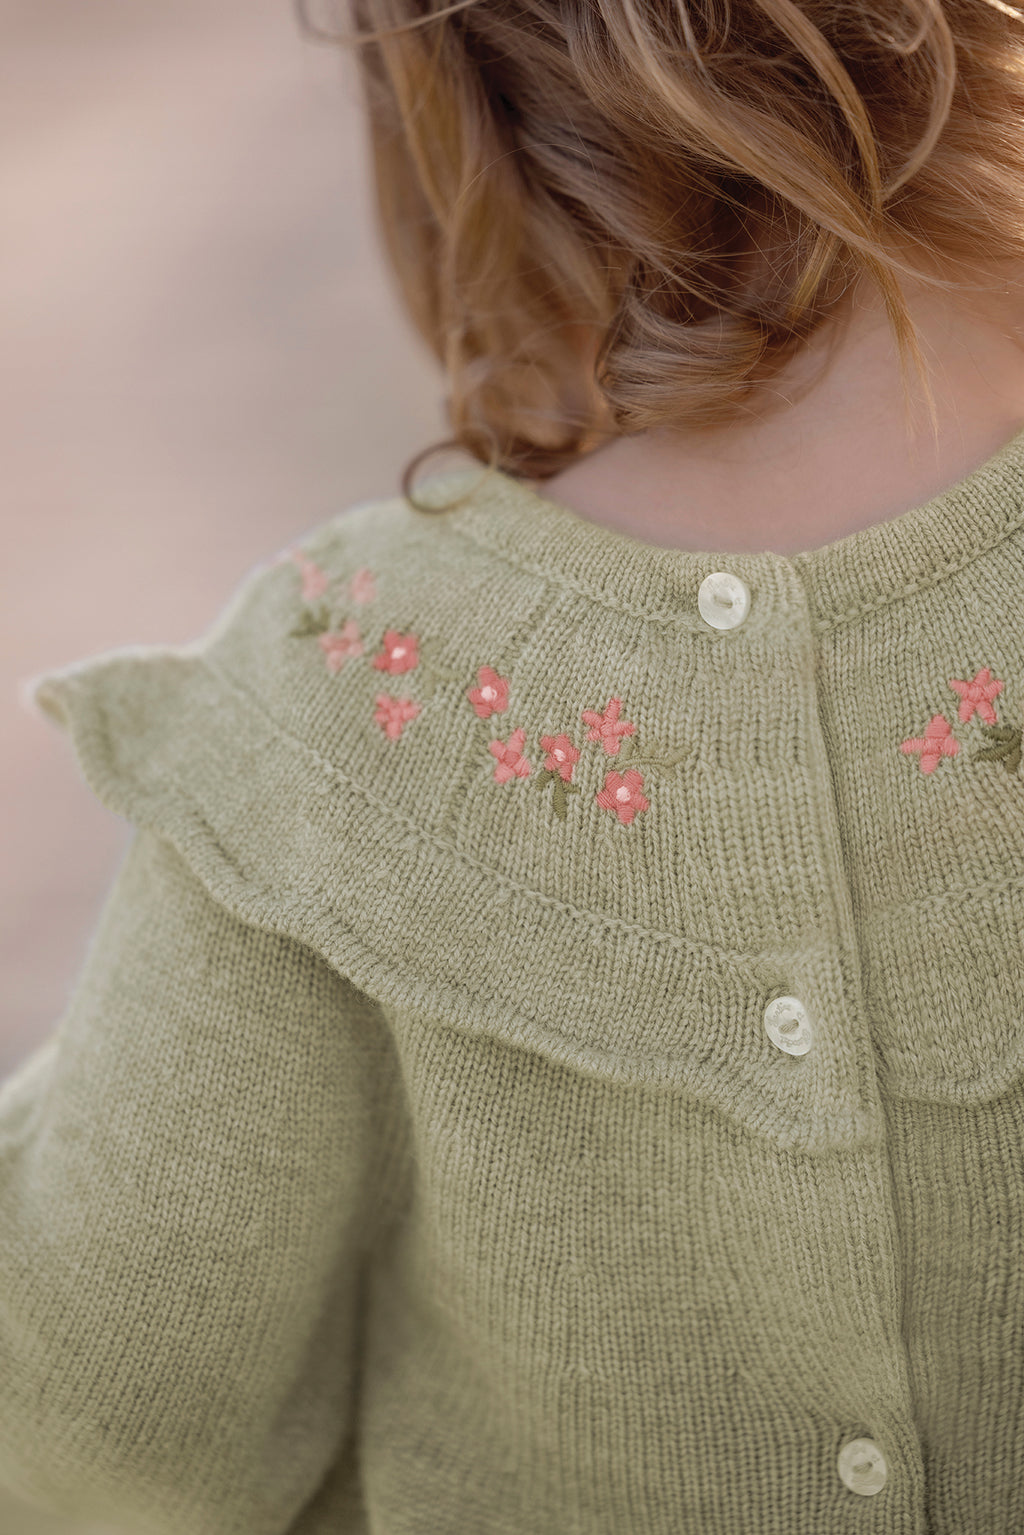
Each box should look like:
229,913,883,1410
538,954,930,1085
30,439,1024,1160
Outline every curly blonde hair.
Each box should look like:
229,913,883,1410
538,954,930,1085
297,0,1024,509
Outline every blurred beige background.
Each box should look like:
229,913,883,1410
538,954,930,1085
1,1,445,1528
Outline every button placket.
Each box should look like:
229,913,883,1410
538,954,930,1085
697,579,816,1058
695,564,897,1505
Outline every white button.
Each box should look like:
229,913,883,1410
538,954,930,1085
763,995,813,1056
697,571,751,630
837,1437,888,1496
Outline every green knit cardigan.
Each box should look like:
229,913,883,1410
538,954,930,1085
4,436,1024,1534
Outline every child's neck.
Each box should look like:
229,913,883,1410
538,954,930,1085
535,272,1024,557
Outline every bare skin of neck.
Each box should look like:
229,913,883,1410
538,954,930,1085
535,268,1024,556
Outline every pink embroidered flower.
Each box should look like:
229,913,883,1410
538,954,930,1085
291,550,329,602
948,667,1003,725
318,620,363,673
596,769,650,825
374,693,421,740
540,733,580,781
489,727,531,783
581,696,637,755
373,629,420,674
900,714,960,774
350,567,376,604
467,666,510,719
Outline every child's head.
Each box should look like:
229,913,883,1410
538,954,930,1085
298,0,1024,497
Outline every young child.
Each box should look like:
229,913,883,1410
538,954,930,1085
4,1,1024,1531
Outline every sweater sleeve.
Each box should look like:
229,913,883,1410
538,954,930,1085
0,824,404,1535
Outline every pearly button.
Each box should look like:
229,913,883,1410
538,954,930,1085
763,995,813,1056
837,1438,888,1496
697,571,751,630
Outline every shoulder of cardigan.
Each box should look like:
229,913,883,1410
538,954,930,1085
28,489,884,1157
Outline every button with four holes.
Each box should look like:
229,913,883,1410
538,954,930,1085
697,571,751,630
763,995,813,1055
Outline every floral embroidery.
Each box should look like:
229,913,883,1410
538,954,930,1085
456,653,685,825
284,548,330,602
489,728,531,782
532,734,581,820
581,697,636,755
540,734,579,781
286,557,669,815
350,567,376,604
467,666,510,719
374,693,421,740
318,620,363,673
288,545,1024,817
287,549,472,743
900,665,1022,776
900,715,960,775
596,769,650,825
948,666,1003,724
373,629,420,674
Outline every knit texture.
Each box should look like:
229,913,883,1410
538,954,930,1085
5,426,1024,1533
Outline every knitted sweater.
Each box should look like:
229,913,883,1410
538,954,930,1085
4,435,1024,1535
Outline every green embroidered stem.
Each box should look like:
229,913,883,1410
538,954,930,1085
971,724,1022,774
617,737,687,772
534,770,582,820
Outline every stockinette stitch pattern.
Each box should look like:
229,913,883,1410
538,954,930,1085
4,426,1024,1533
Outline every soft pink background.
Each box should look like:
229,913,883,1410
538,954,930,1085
1,3,444,1526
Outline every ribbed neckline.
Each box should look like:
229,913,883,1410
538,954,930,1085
418,422,1024,630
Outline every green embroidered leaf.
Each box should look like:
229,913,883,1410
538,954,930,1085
617,735,635,764
289,605,331,638
971,724,1022,775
